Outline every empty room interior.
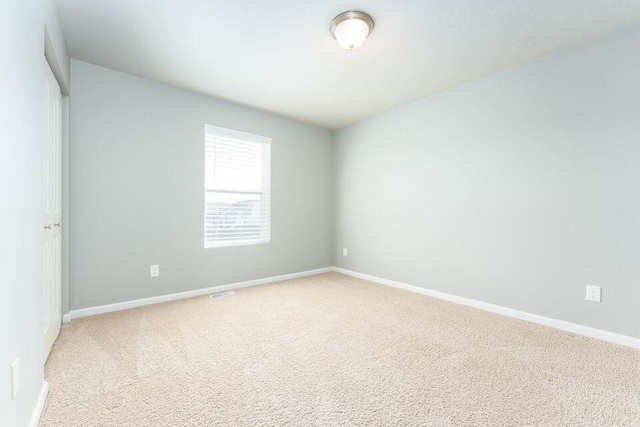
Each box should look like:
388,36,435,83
3,1,640,426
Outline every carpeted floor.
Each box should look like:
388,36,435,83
41,272,640,426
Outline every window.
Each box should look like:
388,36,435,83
204,125,271,248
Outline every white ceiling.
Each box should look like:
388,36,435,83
55,0,640,129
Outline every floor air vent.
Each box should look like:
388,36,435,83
209,291,235,299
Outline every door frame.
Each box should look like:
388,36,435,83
44,26,70,353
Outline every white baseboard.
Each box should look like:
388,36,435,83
28,381,48,427
333,267,640,350
64,265,640,350
69,267,333,320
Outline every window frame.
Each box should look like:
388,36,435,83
203,124,272,249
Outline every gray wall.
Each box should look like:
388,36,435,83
0,3,43,423
334,24,640,339
2,1,46,425
69,60,333,310
1,1,69,425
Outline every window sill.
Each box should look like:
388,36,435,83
204,239,270,249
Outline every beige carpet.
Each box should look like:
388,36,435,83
41,272,640,426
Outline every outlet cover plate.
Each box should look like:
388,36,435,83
150,264,160,278
586,285,601,303
11,358,20,399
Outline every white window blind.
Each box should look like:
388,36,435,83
204,125,271,248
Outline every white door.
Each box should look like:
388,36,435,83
43,57,62,362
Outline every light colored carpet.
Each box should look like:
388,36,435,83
41,272,640,426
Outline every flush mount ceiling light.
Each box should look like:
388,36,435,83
330,11,374,51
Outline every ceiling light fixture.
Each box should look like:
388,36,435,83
330,11,374,51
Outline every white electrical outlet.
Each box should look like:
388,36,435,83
343,248,348,256
11,358,20,400
586,285,601,303
150,264,160,278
